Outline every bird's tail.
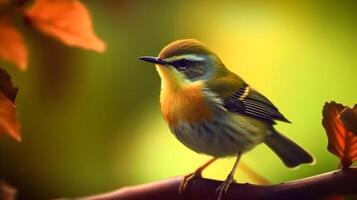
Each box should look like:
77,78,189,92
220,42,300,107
264,129,314,168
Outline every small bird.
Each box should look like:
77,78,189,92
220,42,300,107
139,39,313,200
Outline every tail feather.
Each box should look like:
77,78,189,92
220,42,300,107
264,130,314,168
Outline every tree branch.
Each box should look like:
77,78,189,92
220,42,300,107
70,168,357,200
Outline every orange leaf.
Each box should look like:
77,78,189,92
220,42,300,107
0,181,17,200
322,102,357,168
25,0,106,52
0,68,20,141
339,105,357,135
0,17,28,71
0,68,18,104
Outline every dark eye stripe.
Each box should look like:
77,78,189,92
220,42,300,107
171,59,190,67
171,59,203,70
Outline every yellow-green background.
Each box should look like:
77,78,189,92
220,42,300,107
0,1,356,199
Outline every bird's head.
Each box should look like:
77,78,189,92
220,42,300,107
139,39,226,89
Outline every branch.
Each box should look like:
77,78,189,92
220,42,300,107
69,168,357,200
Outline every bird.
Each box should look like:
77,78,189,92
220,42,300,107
138,39,313,200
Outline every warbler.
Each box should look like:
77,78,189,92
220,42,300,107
139,39,313,199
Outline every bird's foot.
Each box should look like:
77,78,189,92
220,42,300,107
216,174,235,200
178,171,202,194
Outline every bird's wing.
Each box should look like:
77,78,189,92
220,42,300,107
206,73,290,124
222,84,290,123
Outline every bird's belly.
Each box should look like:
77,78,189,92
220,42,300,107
170,113,267,157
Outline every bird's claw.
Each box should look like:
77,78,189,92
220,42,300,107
216,175,235,200
178,171,202,194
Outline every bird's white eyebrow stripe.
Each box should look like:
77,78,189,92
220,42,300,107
167,54,205,62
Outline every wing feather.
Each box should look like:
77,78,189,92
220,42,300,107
205,69,289,124
222,85,290,124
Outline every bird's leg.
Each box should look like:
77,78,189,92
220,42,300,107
216,152,242,200
178,157,217,194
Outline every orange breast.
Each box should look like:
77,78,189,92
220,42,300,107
160,84,213,126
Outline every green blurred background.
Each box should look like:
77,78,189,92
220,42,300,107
0,1,356,199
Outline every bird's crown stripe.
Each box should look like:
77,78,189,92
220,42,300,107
166,54,205,62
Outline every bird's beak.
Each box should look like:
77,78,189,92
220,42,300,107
138,56,167,65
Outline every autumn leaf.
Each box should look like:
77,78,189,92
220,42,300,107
0,68,18,104
322,102,357,168
0,68,20,142
25,0,106,53
0,181,17,200
0,17,28,71
339,105,357,135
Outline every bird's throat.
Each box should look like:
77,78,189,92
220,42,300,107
156,66,213,126
156,65,191,90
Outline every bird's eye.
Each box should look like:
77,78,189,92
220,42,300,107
177,65,187,70
173,59,190,70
